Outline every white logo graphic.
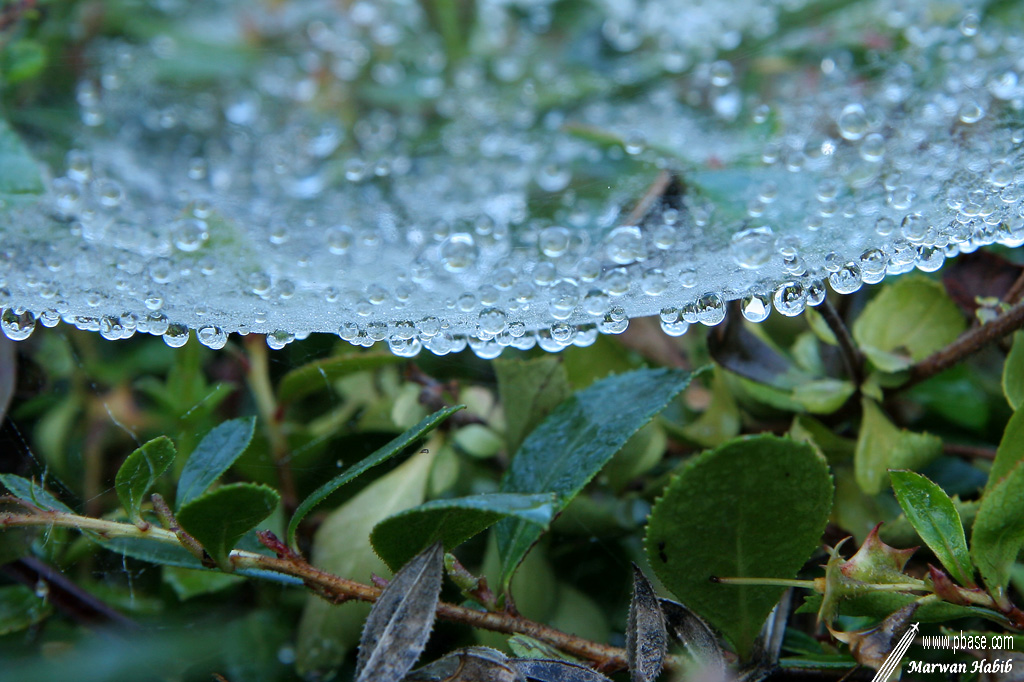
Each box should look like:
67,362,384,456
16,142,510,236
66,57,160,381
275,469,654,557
872,622,919,682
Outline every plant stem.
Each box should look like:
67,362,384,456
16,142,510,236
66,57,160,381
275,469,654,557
712,576,817,589
817,297,864,387
900,299,1024,391
245,335,297,510
943,443,998,461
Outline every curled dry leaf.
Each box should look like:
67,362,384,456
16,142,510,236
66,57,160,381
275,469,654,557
404,647,525,682
828,602,919,671
511,658,615,682
659,598,727,680
627,564,668,682
356,541,444,682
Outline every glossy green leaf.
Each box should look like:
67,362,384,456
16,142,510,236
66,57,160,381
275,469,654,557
371,493,555,571
115,436,177,522
889,470,974,587
852,276,966,373
854,398,942,495
971,460,1024,600
0,473,73,513
496,368,697,589
494,356,572,455
277,351,404,405
645,435,833,659
988,407,1024,491
0,118,44,200
0,585,52,636
287,405,462,547
176,417,256,509
1003,331,1024,410
177,483,280,567
296,448,434,675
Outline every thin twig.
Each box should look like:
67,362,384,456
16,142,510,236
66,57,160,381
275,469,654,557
1003,269,1024,305
943,443,998,461
817,297,864,387
244,335,297,511
621,170,673,226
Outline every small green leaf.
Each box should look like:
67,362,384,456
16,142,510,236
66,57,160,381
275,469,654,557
854,398,942,495
0,585,52,635
889,470,974,587
277,352,403,405
971,460,1024,601
496,368,697,589
645,435,833,659
3,40,46,85
1003,331,1024,410
163,565,244,600
0,473,73,513
177,483,280,568
791,378,856,414
495,356,572,455
115,436,177,522
987,407,1024,491
176,417,256,509
852,276,966,373
287,405,462,547
371,493,555,571
0,118,44,199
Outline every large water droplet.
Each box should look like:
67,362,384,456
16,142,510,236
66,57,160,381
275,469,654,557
837,103,868,140
439,233,477,273
828,263,862,294
773,282,806,317
1,309,36,340
740,293,771,322
695,293,726,326
729,226,774,269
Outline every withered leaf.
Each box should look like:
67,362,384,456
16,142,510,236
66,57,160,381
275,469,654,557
356,541,444,682
627,564,668,682
510,658,614,682
404,647,525,682
659,598,726,678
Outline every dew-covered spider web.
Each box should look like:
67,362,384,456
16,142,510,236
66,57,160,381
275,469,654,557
1,0,1023,357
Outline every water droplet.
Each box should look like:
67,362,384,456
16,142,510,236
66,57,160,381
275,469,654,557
604,268,631,296
539,226,571,258
989,161,1014,188
163,323,189,348
659,307,690,336
958,100,985,124
606,225,645,265
389,336,422,357
598,306,628,334
326,225,353,254
860,248,887,284
773,282,806,317
859,133,886,162
695,293,726,326
197,325,227,349
641,269,667,296
875,216,895,236
828,263,862,294
741,293,771,322
916,245,945,272
583,289,610,316
901,213,927,242
172,218,209,252
478,308,507,335
730,226,774,269
267,330,295,350
440,233,477,273
1,309,35,340
709,60,734,87
95,179,124,208
837,103,868,141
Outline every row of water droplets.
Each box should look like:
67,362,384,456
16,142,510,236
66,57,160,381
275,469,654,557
1,0,1023,356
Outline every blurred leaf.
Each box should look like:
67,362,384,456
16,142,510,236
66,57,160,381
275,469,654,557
852,276,966,373
854,398,942,495
0,585,51,636
177,483,280,567
1004,332,1024,410
287,405,462,547
547,584,610,648
297,448,434,675
511,658,614,681
115,436,177,523
942,250,1024,316
789,415,855,463
2,40,46,85
0,473,73,512
791,378,855,414
659,598,726,675
163,565,244,600
0,118,44,199
176,417,256,509
626,565,667,682
605,422,667,490
971,460,1024,600
495,356,572,455
356,542,443,682
889,471,974,587
797,590,1002,626
645,435,833,659
452,424,504,458
906,365,992,431
562,335,636,389
278,351,404,405
989,408,1024,491
709,315,810,388
372,493,555,571
678,369,741,447
496,368,696,590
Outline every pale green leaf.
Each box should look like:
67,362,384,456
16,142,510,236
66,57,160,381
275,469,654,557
277,352,404,405
988,406,1024,491
971,460,1024,600
115,436,177,522
1003,331,1024,410
494,356,572,455
854,398,942,495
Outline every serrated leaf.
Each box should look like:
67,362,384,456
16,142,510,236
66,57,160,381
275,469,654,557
658,599,725,675
497,368,697,589
297,447,435,675
889,470,974,587
287,405,462,547
971,459,1024,601
1004,331,1024,410
854,398,942,495
278,352,404,405
0,585,52,636
852,276,966,373
177,483,280,567
511,658,614,681
356,542,443,682
987,407,1024,492
372,493,555,571
0,473,73,513
115,436,176,522
626,565,667,682
176,417,256,509
645,435,832,659
495,356,572,455
405,647,525,682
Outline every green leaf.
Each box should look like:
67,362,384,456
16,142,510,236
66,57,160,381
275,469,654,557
177,483,280,568
115,436,177,522
852,276,966,373
988,407,1024,491
889,470,974,587
790,378,856,414
3,40,46,85
0,118,44,199
277,352,404,404
494,356,572,455
0,585,52,636
0,473,73,512
496,368,697,589
176,417,256,509
287,405,462,547
163,565,244,600
645,435,833,659
854,398,942,495
371,493,556,571
971,460,1024,601
296,448,435,676
1003,331,1024,410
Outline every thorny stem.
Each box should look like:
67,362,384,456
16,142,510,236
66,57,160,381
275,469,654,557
817,298,865,387
244,335,297,510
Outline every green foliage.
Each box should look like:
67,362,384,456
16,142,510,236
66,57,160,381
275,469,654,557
115,436,176,523
0,585,51,635
277,352,404,405
177,483,280,568
1003,331,1024,410
0,118,43,201
854,398,942,495
494,356,572,455
176,417,256,509
971,460,1024,600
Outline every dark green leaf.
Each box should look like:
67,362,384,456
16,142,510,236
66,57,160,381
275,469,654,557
177,483,280,567
287,405,462,547
889,470,974,587
3,40,46,85
176,417,256,509
988,407,1024,491
971,460,1024,600
645,435,833,659
356,543,443,682
497,368,697,589
1003,331,1024,410
495,356,572,455
278,352,404,404
0,585,52,635
371,493,555,571
854,398,942,495
0,118,44,199
626,565,667,682
115,436,177,522
0,473,73,512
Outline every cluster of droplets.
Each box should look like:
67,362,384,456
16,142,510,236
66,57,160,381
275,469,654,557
1,0,1023,357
